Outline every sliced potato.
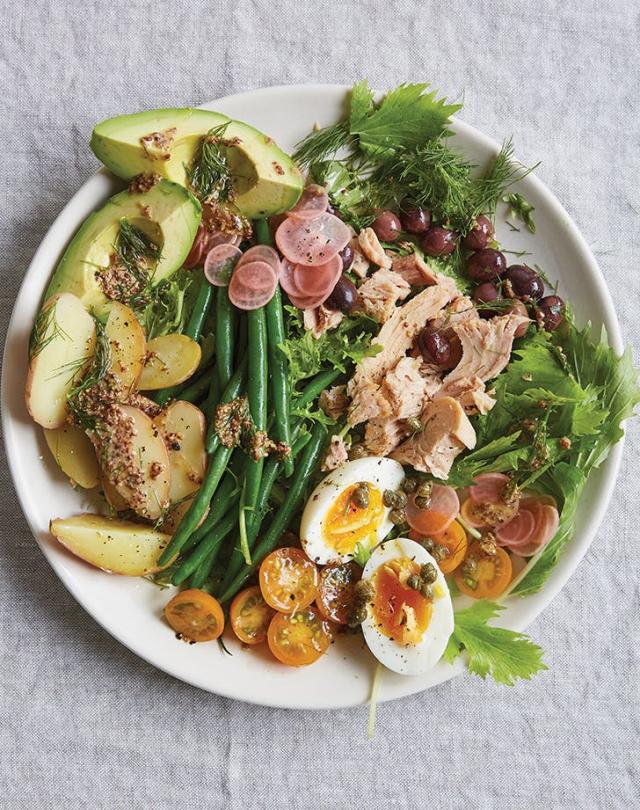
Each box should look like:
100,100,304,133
25,293,96,428
44,424,99,488
160,497,194,534
101,474,129,512
99,404,170,520
104,301,146,393
139,334,201,391
154,400,206,503
50,514,173,575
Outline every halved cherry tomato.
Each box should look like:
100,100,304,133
405,485,459,535
259,547,318,613
316,562,359,624
454,542,513,599
460,496,518,529
164,588,225,642
409,520,468,574
267,606,332,666
230,586,275,645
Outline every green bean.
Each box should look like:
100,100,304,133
178,371,211,404
158,363,246,566
189,545,220,590
294,368,343,409
172,511,236,586
218,422,327,603
205,356,247,454
216,286,235,391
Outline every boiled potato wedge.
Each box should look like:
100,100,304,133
44,424,99,489
101,474,129,512
154,401,206,503
25,293,96,428
50,514,173,575
99,404,170,520
104,301,146,393
139,334,201,390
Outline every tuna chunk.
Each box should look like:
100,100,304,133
364,418,408,456
358,268,411,323
349,238,371,279
321,435,349,471
391,251,439,286
303,305,344,338
319,385,349,421
380,356,426,419
390,397,476,479
437,375,496,415
428,296,479,335
358,228,392,269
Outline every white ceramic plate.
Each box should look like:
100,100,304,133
1,85,624,709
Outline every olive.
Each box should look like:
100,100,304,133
503,265,544,301
372,210,402,242
508,298,530,337
339,243,354,272
420,226,458,257
325,275,359,313
417,328,451,366
473,281,499,310
466,248,507,282
400,206,431,234
463,215,494,250
538,295,565,331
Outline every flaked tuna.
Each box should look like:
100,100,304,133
303,305,344,338
358,268,411,323
319,385,349,421
391,251,439,286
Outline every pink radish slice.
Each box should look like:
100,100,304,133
204,231,242,251
496,507,536,547
287,184,329,221
279,258,303,297
275,213,351,267
511,504,559,557
293,254,342,298
469,473,512,504
228,263,277,310
228,279,277,310
287,291,333,310
237,245,281,276
204,244,242,287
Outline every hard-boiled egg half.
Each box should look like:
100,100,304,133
361,537,454,675
300,457,404,565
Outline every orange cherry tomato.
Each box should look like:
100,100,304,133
230,586,275,645
267,606,332,666
454,542,513,599
164,588,225,642
259,547,318,613
409,520,468,574
316,562,359,624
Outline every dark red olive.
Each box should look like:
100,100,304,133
538,295,565,331
325,275,359,313
400,206,431,234
508,299,530,336
420,226,458,257
339,243,354,272
466,248,507,282
372,211,402,242
503,265,544,301
473,281,500,319
463,215,494,250
417,329,454,366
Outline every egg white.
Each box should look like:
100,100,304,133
361,537,454,676
300,457,404,565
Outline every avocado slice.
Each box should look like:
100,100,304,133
46,180,201,310
90,108,303,218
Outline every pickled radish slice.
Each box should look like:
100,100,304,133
279,258,301,297
469,473,511,504
228,260,278,310
293,254,342,298
511,503,559,558
495,508,535,547
205,231,242,251
237,245,281,276
275,213,351,266
287,184,329,221
406,485,460,536
288,291,333,310
204,244,242,286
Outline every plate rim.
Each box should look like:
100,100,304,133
1,83,624,709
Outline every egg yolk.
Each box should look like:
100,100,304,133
370,559,433,645
321,483,384,556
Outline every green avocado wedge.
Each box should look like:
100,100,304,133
46,180,201,311
90,108,304,218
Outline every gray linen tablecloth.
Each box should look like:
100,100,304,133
1,1,639,807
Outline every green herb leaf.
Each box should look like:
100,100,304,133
503,192,536,233
444,601,547,685
353,542,371,568
188,123,235,203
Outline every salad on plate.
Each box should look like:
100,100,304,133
24,81,639,692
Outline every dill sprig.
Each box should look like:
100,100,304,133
293,121,354,169
112,218,162,312
66,318,112,431
188,123,235,203
29,299,70,362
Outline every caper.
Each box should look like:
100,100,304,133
383,489,396,507
405,416,422,434
407,574,422,591
402,477,418,494
348,606,367,627
461,557,478,576
420,562,438,584
416,481,433,499
422,538,435,553
354,580,372,603
393,491,408,508
414,495,431,509
463,576,478,590
389,509,406,526
420,583,434,599
434,544,449,560
352,483,370,509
